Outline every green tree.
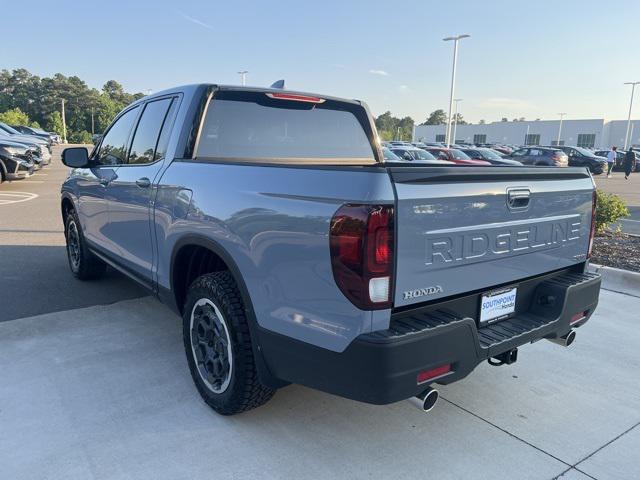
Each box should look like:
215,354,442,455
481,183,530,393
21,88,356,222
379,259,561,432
0,68,144,138
375,112,415,141
452,113,466,125
479,119,486,124
69,130,93,144
0,107,32,126
46,111,64,136
421,109,447,125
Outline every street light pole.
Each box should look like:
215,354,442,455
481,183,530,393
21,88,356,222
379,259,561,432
91,107,95,135
443,34,470,148
238,71,248,86
452,98,462,144
557,112,566,146
624,82,640,150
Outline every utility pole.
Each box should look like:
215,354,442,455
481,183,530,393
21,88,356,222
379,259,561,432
443,34,470,148
91,107,95,135
61,99,67,144
557,112,566,146
238,71,248,86
396,126,401,141
624,82,640,150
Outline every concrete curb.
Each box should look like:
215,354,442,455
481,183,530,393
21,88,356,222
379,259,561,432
589,263,640,298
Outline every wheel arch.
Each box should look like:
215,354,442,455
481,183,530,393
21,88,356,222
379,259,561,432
60,193,76,225
168,234,285,389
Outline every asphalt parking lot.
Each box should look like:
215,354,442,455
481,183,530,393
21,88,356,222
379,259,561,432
0,150,639,480
0,145,146,322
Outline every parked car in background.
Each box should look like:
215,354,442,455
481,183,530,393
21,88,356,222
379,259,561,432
0,124,52,163
594,149,639,172
389,146,450,164
459,148,523,166
382,147,401,161
546,146,606,174
0,131,49,166
423,147,491,165
0,139,36,182
476,144,513,155
11,125,61,144
383,147,451,166
507,147,569,167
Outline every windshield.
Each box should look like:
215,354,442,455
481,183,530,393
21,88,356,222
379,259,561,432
412,149,436,160
479,149,502,160
574,147,597,157
449,149,471,160
382,147,401,161
0,123,22,135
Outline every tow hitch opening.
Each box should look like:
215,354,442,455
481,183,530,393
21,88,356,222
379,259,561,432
488,348,518,366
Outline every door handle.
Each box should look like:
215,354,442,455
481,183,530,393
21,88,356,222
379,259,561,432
506,188,531,210
136,177,151,188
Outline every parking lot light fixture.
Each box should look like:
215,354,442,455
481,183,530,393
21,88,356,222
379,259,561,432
238,71,248,86
557,113,566,146
624,82,640,150
443,35,470,148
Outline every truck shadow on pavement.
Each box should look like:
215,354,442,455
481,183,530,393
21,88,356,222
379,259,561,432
0,244,147,323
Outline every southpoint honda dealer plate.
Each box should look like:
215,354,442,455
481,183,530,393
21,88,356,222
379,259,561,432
479,287,517,326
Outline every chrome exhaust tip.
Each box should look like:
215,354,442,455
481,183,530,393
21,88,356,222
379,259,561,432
408,387,439,413
547,329,576,347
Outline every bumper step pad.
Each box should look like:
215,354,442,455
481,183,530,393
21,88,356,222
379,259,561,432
367,271,600,354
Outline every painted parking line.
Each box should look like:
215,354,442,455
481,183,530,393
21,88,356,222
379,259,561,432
0,192,38,205
16,181,44,184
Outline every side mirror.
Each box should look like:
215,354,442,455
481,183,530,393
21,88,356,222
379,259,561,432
61,147,89,168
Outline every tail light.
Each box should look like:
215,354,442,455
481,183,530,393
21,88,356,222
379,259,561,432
330,204,394,310
265,92,325,103
587,190,597,259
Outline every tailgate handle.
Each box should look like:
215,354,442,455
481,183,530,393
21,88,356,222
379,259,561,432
507,188,530,210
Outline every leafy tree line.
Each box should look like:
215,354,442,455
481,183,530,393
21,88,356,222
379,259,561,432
375,108,467,141
0,68,144,143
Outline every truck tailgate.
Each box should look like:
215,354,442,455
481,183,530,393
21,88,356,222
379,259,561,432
389,167,595,308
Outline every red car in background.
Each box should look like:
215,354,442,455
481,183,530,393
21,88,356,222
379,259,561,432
423,147,491,165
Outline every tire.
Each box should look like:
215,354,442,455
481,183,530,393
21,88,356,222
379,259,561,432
64,209,107,280
183,271,275,415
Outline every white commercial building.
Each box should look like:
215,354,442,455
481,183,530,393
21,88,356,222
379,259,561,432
413,119,640,150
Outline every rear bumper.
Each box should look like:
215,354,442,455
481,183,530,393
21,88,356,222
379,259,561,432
259,269,601,405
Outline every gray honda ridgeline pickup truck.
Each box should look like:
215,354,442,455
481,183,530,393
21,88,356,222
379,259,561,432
60,84,601,415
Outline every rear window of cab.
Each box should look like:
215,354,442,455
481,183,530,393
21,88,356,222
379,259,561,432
195,91,376,164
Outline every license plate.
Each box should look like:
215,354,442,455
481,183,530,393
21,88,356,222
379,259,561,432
479,287,517,325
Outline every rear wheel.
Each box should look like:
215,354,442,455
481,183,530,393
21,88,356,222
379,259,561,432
183,271,275,415
64,209,106,280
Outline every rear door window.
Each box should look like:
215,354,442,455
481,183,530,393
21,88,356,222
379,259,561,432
127,98,174,165
196,91,375,163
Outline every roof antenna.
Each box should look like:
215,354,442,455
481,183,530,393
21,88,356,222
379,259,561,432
270,79,285,89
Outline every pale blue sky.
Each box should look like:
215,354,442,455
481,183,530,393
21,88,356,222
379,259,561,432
2,0,639,123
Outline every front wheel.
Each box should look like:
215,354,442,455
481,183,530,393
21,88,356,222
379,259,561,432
64,209,106,280
183,271,275,415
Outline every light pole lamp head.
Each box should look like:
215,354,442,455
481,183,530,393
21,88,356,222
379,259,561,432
443,34,470,41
